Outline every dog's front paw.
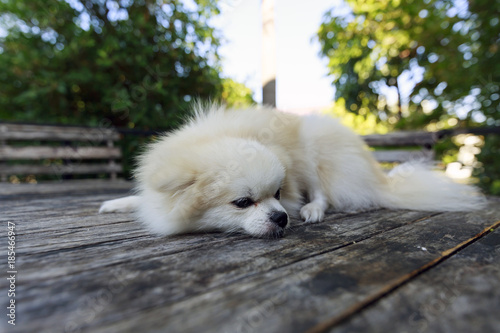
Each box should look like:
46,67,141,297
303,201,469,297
300,203,325,223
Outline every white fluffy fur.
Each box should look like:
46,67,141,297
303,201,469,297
100,104,486,238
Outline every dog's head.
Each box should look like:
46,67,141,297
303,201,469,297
136,137,289,238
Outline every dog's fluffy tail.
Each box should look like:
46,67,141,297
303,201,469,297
99,195,140,213
378,163,487,212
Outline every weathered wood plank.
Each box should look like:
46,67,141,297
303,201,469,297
13,210,432,280
80,207,499,333
0,124,122,179
0,195,127,220
0,163,122,175
1,195,114,216
2,180,498,333
0,123,120,141
0,198,125,228
1,196,406,252
0,195,135,235
14,220,147,254
362,131,439,147
9,200,500,333
372,149,435,163
0,146,121,160
330,226,500,333
0,179,133,197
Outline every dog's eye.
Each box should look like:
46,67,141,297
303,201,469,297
231,197,254,208
274,189,281,200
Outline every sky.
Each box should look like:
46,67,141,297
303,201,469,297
214,0,341,112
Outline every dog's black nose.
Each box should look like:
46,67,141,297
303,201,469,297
269,211,288,228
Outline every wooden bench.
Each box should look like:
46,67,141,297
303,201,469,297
363,131,441,164
0,122,441,182
0,123,122,181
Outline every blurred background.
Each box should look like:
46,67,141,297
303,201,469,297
0,0,498,194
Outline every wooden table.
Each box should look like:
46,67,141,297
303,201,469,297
1,180,499,333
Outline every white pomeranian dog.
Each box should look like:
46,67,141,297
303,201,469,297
99,103,486,238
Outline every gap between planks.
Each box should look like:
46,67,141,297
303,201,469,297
306,218,500,333
257,213,441,277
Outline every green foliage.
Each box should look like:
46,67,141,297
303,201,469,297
221,78,255,108
0,0,255,179
474,134,500,195
324,97,389,135
318,0,500,194
0,0,223,129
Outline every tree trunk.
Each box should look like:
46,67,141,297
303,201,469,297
262,0,276,107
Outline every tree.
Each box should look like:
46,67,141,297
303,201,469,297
0,0,258,180
221,78,255,108
317,0,500,194
0,0,222,129
261,0,276,107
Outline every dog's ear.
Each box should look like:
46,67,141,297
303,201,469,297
158,176,197,195
142,160,199,195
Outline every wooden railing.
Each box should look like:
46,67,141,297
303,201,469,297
362,131,441,163
1,121,498,180
0,123,122,181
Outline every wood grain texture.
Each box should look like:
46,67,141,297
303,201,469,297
1,181,498,333
371,149,435,163
0,163,122,175
0,179,132,197
0,124,122,179
330,226,500,333
0,146,121,160
0,123,120,141
362,131,439,147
